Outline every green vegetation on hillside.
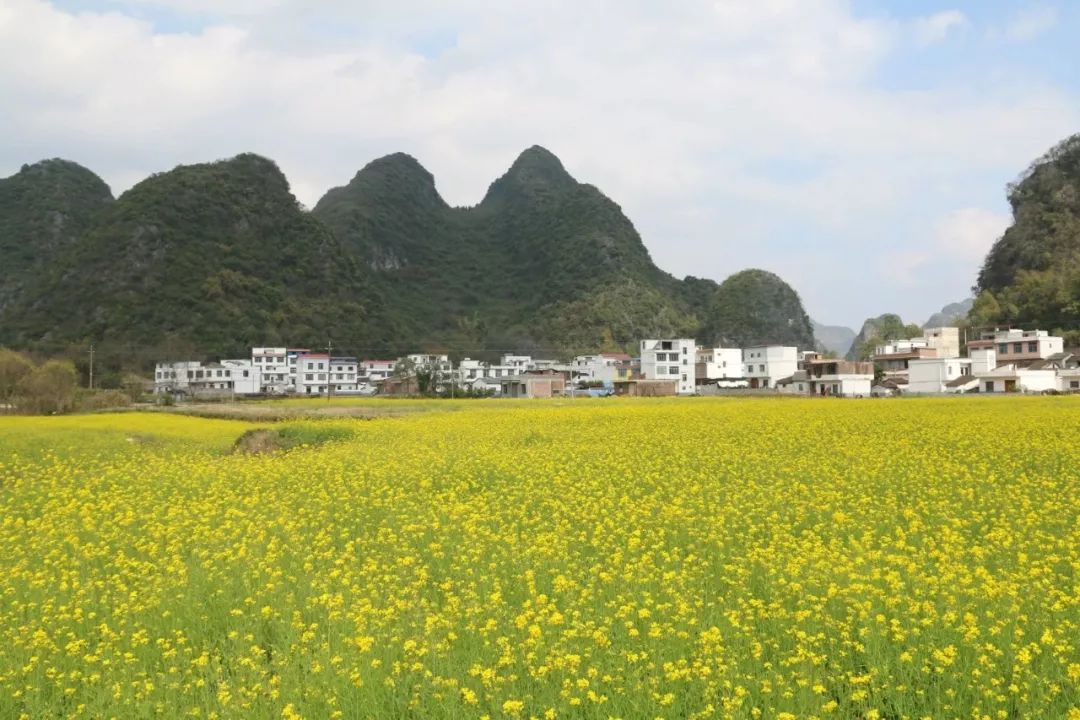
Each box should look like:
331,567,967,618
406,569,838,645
2,154,379,362
698,269,815,348
0,159,113,312
1,148,818,370
846,313,922,360
974,134,1080,341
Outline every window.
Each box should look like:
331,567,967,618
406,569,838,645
682,359,688,365
306,362,313,370
1028,342,1037,353
661,341,672,350
1013,343,1022,354
318,362,325,370
305,373,313,381
318,374,326,381
759,364,765,372
670,366,680,375
998,344,1008,354
682,347,687,354
681,374,687,382
1072,381,1079,389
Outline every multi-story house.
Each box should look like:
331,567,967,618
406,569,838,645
696,347,742,382
296,352,331,395
907,357,975,394
328,356,359,393
967,329,1064,365
780,358,873,397
402,354,454,377
573,353,633,385
360,360,395,383
742,346,798,390
252,347,292,394
154,361,203,395
921,327,961,359
640,339,697,395
500,355,534,371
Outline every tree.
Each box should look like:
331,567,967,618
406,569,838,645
121,373,150,402
18,359,78,414
0,348,34,412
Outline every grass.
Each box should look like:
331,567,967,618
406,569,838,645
1,397,1078,719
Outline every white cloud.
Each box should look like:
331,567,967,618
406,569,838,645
914,10,967,46
933,208,1012,264
0,0,1077,327
879,250,930,287
1004,5,1059,43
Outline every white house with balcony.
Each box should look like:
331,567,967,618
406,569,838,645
252,347,293,394
640,339,697,394
967,329,1064,365
573,352,632,385
742,346,798,389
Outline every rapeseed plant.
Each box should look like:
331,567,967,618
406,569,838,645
0,398,1077,719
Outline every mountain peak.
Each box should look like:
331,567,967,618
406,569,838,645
315,152,445,213
8,158,113,199
482,146,575,204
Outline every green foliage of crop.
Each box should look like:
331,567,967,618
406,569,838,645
1,399,1078,719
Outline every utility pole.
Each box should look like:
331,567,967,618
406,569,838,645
88,344,95,390
326,339,333,401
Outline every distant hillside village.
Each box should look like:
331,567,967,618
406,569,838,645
154,325,1080,400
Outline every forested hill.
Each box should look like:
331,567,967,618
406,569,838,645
972,134,1080,341
0,147,817,372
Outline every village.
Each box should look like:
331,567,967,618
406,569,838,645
152,325,1080,399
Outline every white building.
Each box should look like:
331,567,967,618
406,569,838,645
780,358,873,397
696,347,742,381
972,347,1057,393
153,361,202,395
742,346,798,390
296,353,331,395
360,359,395,383
921,327,961,359
328,356,359,393
469,377,502,395
573,353,632,385
252,347,293,394
907,357,975,394
500,354,533,371
222,359,261,394
968,329,1064,364
456,357,530,383
403,354,454,376
640,339,697,395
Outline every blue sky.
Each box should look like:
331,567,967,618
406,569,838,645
3,0,1078,329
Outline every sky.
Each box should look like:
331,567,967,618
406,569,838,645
2,1,1078,329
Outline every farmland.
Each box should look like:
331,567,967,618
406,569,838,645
1,398,1078,719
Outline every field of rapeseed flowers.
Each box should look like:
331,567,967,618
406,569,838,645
1,397,1078,719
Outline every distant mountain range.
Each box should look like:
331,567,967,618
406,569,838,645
0,147,816,371
924,298,974,329
811,321,857,357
